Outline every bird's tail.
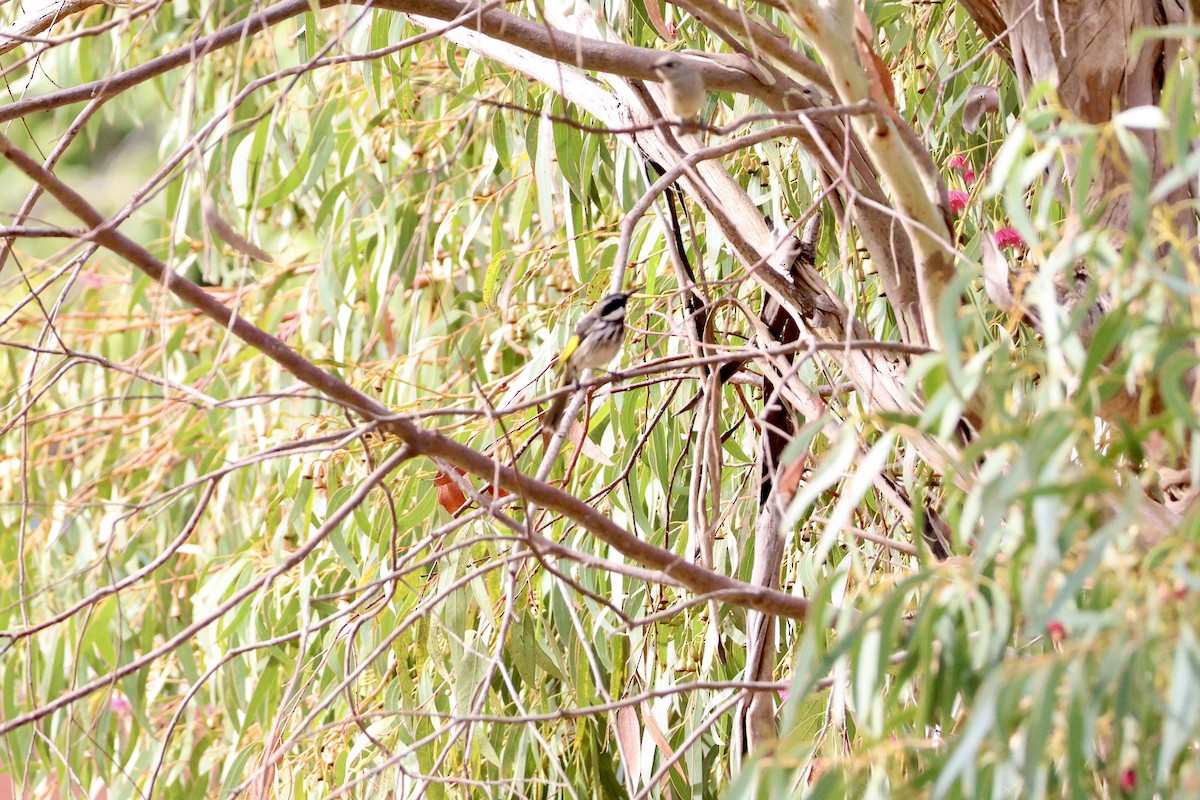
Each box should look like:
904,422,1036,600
542,368,577,434
542,381,573,431
542,387,571,433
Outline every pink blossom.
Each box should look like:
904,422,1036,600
1120,769,1136,792
78,271,105,290
946,154,977,184
993,227,1025,249
110,692,132,716
948,190,970,213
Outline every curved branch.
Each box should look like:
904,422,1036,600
0,0,778,125
0,0,313,123
0,133,813,636
783,0,956,348
0,0,98,55
0,0,929,349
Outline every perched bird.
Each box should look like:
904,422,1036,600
653,55,706,123
542,291,635,433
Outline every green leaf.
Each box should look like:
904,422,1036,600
1158,625,1200,776
933,674,999,798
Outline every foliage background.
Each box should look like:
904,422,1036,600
1,0,1198,797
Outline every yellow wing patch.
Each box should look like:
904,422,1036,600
558,333,581,366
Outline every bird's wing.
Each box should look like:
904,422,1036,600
555,303,600,373
558,333,581,365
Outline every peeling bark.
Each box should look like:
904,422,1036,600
958,0,1196,424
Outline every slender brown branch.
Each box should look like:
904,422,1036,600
0,0,777,126
0,134,813,666
0,0,316,124
0,225,84,237
0,480,217,650
0,443,416,737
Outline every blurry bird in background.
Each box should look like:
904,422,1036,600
653,55,706,124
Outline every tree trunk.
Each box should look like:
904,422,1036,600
960,0,1193,236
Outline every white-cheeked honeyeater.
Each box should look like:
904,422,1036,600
542,291,634,433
